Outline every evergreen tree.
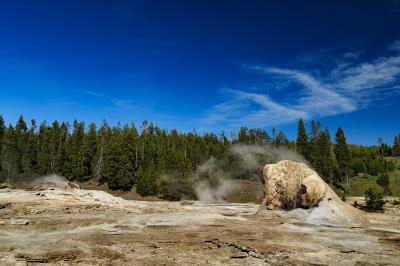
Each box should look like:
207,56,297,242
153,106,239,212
80,123,98,180
70,121,85,180
1,125,19,183
377,173,391,195
60,122,72,177
21,120,37,177
136,160,158,196
275,131,289,146
0,115,5,174
36,122,51,175
15,116,28,174
307,120,321,165
103,126,134,190
94,121,109,184
367,158,385,176
393,134,400,156
350,158,367,175
238,127,248,144
48,121,61,174
334,127,351,188
122,123,139,171
317,129,334,183
296,119,308,156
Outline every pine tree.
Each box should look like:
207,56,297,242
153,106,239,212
350,158,367,175
238,127,248,144
334,127,351,188
1,125,19,183
94,121,109,184
275,131,289,146
377,174,391,195
307,120,321,165
122,123,139,172
393,134,400,156
80,123,98,180
154,130,168,174
136,159,158,196
48,121,61,174
254,128,270,144
296,119,308,156
15,116,28,174
60,122,73,177
317,129,334,183
21,120,37,177
56,122,69,174
70,121,85,180
0,115,4,147
103,126,134,190
36,122,51,175
0,115,5,175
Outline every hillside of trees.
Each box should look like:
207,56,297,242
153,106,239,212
0,115,399,200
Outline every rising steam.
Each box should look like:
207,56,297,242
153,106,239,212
194,144,306,203
30,174,68,186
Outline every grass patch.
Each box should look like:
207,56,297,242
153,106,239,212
348,169,400,197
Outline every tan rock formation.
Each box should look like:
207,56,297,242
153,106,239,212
259,160,365,225
260,160,325,210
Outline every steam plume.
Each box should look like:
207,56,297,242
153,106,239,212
30,174,68,186
194,144,306,203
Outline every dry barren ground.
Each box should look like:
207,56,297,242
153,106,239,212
0,189,399,265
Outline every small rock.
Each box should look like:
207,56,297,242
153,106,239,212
149,243,160,249
10,218,30,225
0,203,11,209
102,228,122,235
180,201,194,206
231,252,248,259
340,249,356,253
249,251,260,258
240,246,251,252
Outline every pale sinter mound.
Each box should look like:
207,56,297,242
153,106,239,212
259,160,365,226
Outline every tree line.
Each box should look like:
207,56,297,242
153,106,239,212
296,119,397,192
0,115,398,199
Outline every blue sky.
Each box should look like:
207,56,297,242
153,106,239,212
0,0,399,145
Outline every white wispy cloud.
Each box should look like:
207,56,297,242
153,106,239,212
337,57,400,91
201,40,400,130
201,89,307,129
83,90,107,97
263,67,357,116
110,98,140,110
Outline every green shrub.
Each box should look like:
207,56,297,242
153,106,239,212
365,188,385,211
159,175,194,201
377,174,391,195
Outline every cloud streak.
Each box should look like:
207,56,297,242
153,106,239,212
201,89,308,129
201,41,400,130
83,90,107,97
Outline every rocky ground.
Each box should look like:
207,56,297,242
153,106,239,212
0,188,399,265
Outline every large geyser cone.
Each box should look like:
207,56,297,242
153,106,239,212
259,160,365,226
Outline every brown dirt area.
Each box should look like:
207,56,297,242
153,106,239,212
0,188,399,265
